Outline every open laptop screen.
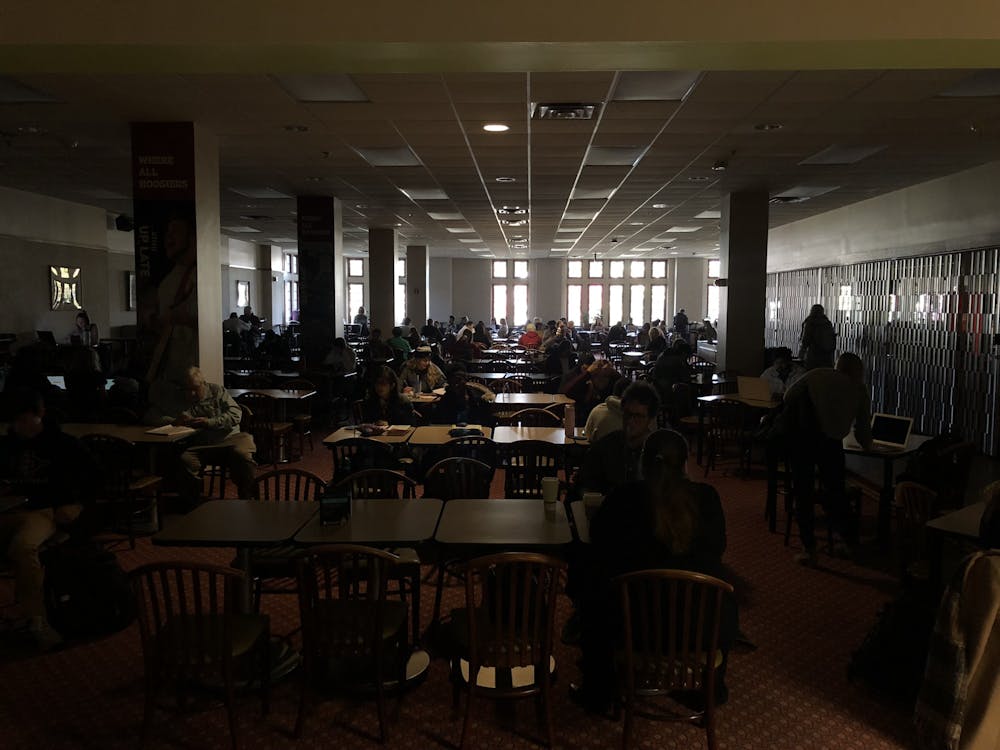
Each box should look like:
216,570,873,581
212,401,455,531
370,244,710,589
870,413,913,448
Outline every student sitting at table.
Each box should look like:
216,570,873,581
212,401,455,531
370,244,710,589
323,337,357,375
472,321,493,349
518,323,542,349
760,347,805,397
0,388,94,650
386,326,413,357
577,381,660,494
583,377,629,444
431,366,495,426
421,318,441,342
399,346,446,395
497,317,510,339
145,366,257,507
561,356,622,426
570,429,735,714
360,366,416,425
651,338,693,404
366,328,396,362
644,325,668,356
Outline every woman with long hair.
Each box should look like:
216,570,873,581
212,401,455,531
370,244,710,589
572,429,734,713
359,366,415,425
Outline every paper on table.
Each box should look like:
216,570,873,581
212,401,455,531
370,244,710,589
432,387,447,396
384,425,413,437
145,425,197,437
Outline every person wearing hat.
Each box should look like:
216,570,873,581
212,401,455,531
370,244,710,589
399,346,446,394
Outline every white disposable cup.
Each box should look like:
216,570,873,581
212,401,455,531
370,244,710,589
541,476,560,505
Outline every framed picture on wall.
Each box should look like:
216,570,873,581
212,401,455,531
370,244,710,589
50,265,83,310
236,280,250,309
125,271,136,311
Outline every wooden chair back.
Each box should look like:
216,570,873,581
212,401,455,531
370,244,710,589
896,480,938,577
256,468,326,502
499,408,561,428
503,440,562,499
329,437,398,482
444,436,499,468
333,468,417,499
423,457,494,501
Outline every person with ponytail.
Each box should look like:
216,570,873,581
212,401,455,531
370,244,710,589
570,429,735,714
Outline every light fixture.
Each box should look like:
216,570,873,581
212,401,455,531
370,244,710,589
483,123,509,132
754,122,783,131
712,160,728,171
502,219,528,227
495,176,517,183
652,203,668,209
688,175,710,182
283,124,309,132
497,206,527,215
629,221,644,226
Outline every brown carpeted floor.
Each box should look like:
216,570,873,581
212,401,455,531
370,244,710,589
0,443,916,750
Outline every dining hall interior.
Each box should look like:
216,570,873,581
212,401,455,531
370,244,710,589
1,3,1000,749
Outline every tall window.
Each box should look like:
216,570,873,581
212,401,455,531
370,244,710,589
513,260,529,279
567,284,582,325
609,260,624,279
650,285,666,322
492,284,508,323
394,259,406,326
493,261,507,279
707,259,720,322
651,261,666,279
630,260,645,279
568,260,583,279
588,284,603,323
348,258,364,277
609,285,624,325
708,259,721,278
284,280,299,323
513,284,528,324
589,260,604,278
629,284,645,325
348,283,364,322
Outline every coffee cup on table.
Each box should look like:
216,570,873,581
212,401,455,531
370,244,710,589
541,476,560,506
582,492,604,522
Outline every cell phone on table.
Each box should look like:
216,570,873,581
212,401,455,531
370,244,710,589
320,489,352,526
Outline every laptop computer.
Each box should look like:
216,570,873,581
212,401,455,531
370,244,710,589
870,413,914,451
737,376,773,404
36,330,56,345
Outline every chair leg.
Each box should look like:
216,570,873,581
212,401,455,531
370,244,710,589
376,663,388,744
411,568,421,645
259,634,270,717
542,677,556,748
139,671,156,748
621,698,633,750
459,688,474,750
294,661,309,738
432,564,446,626
705,705,718,750
223,667,240,750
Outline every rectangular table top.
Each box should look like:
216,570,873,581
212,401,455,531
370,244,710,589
568,500,590,543
492,393,574,406
926,500,987,541
228,388,316,400
469,372,550,382
696,393,778,409
491,426,588,446
409,425,488,446
59,423,194,444
295,499,443,545
435,498,572,546
322,426,415,445
154,500,319,547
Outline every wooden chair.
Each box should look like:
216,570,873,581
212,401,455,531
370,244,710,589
503,440,562,499
423,457,494,501
544,401,567,419
490,377,524,394
451,552,566,749
329,436,399,484
615,569,734,750
235,392,293,468
281,378,318,455
80,433,161,548
295,545,409,742
442,435,499,468
702,399,749,477
332,468,417,499
246,469,327,604
131,562,271,750
498,408,561,428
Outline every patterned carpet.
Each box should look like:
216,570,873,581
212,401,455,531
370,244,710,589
0,444,917,750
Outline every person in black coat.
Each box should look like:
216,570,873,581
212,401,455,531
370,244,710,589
571,429,737,713
359,366,415,425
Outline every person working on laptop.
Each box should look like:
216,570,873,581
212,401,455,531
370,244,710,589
760,347,806,398
778,352,872,566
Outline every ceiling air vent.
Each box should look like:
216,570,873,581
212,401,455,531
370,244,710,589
531,103,599,120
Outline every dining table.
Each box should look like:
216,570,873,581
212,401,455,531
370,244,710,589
434,498,573,550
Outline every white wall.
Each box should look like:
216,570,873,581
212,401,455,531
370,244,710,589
450,259,492,322
428,257,453,322
768,159,1000,272
673,258,708,321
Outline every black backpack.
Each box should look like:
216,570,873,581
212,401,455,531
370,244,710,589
44,542,135,638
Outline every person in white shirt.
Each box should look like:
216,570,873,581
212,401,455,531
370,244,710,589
760,347,806,397
583,379,629,444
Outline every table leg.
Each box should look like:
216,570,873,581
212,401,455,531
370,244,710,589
696,404,706,465
877,458,894,548
237,546,253,613
766,446,778,533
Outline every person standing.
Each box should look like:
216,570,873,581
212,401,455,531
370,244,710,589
672,308,690,338
779,352,872,565
799,303,837,370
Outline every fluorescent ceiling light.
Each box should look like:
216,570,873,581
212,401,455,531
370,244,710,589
483,123,509,132
695,210,721,219
550,248,570,253
82,188,129,200
651,203,669,209
469,248,491,252
799,144,887,166
268,237,297,243
229,187,292,199
584,146,645,167
572,187,617,200
355,146,420,167
773,185,840,200
458,238,483,244
661,226,702,233
553,238,577,243
221,226,261,233
564,211,596,220
613,71,701,102
0,77,57,103
428,212,464,220
274,74,368,102
556,228,583,233
401,187,449,200
445,226,476,233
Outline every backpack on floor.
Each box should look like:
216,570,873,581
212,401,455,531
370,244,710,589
44,542,135,638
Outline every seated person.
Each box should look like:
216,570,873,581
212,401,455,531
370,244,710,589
222,312,250,335
561,356,622,426
399,346,446,394
518,323,542,349
406,326,422,351
0,388,92,650
572,429,735,712
431,367,495,426
145,367,257,505
323,337,357,375
360,366,415,425
583,377,629,444
645,325,668,356
421,318,441,342
701,319,718,342
497,317,510,339
472,321,493,349
366,328,396,362
651,339,693,403
386,326,413,357
239,305,262,332
607,321,627,343
636,322,651,349
577,381,660,494
761,347,805,397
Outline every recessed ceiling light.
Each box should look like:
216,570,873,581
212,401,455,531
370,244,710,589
355,146,420,167
688,175,710,182
712,160,728,171
553,238,577,243
754,122,783,131
355,204,367,209
445,227,476,233
283,124,309,132
695,210,721,219
428,212,463,220
469,248,491,252
799,144,887,166
401,187,449,201
629,221,644,226
273,74,369,103
495,176,517,183
660,226,702,234
221,226,261,233
458,238,483,244
670,251,679,255
502,219,528,226
483,123,509,132
497,206,527,215
652,203,669,209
